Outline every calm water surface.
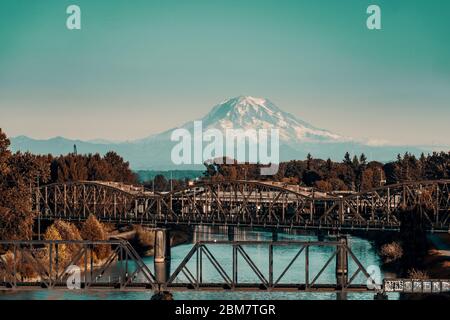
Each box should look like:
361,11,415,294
0,227,398,300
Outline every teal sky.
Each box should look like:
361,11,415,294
0,0,449,146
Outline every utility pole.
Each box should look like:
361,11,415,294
37,175,41,240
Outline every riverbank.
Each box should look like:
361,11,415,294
373,232,450,278
365,230,450,300
423,234,450,278
108,225,192,257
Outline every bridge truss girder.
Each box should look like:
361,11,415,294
32,180,450,232
0,240,378,293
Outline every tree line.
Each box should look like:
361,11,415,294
203,151,450,192
0,129,136,240
144,150,449,192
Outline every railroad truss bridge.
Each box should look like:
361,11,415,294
0,239,381,294
32,179,450,232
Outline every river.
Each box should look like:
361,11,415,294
0,226,398,300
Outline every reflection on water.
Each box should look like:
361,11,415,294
0,226,399,300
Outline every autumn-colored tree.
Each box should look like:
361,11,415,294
328,178,348,191
0,190,33,240
315,180,333,192
360,168,375,191
81,215,110,260
0,129,49,240
44,224,63,240
43,220,83,268
51,154,88,182
86,153,110,180
103,151,137,183
52,220,82,242
44,224,70,264
49,151,137,184
0,128,11,174
81,215,107,240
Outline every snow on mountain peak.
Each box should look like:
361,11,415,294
199,96,346,143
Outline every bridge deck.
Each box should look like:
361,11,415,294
0,282,373,293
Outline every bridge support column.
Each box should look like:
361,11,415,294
272,230,278,242
154,228,171,297
227,226,235,242
336,236,348,291
317,229,325,241
336,291,348,300
154,228,171,263
154,260,171,285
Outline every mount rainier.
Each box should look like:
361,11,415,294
11,96,428,170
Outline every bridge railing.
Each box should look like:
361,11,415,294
165,239,379,292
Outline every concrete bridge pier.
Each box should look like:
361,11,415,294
154,228,171,263
335,235,348,299
154,261,171,286
154,228,171,281
152,228,172,300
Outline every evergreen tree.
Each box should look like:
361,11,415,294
326,158,332,171
359,153,367,166
352,155,360,168
343,152,352,166
306,153,313,170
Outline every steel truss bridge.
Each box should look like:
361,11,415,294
0,239,379,293
32,180,450,232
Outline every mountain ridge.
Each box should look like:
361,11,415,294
9,96,434,169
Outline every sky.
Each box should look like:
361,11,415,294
0,0,449,146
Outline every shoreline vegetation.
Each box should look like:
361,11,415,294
0,215,112,282
370,228,450,300
0,217,192,282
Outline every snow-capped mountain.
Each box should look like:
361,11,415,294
198,96,345,143
10,96,429,170
142,96,347,145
